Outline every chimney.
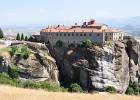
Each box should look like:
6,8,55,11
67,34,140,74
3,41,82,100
88,19,95,25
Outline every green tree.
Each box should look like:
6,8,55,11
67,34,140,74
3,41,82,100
28,36,34,42
21,33,24,40
0,28,4,38
16,33,20,40
56,40,63,47
25,36,28,41
81,39,92,47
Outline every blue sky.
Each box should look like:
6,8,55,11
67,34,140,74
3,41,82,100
0,0,140,26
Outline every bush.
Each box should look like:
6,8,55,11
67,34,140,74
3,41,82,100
8,65,19,79
126,82,140,95
56,40,63,47
9,46,17,56
15,45,30,59
80,39,92,47
126,87,134,95
106,86,117,93
69,83,83,93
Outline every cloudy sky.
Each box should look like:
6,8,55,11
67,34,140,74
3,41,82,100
0,0,140,26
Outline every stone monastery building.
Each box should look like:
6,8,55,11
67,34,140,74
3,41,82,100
40,19,124,45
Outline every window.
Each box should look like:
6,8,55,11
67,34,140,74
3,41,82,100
72,33,74,36
84,34,86,36
89,34,92,36
97,34,100,36
64,33,66,36
80,33,83,36
56,33,58,36
60,33,62,36
76,33,79,36
68,34,70,36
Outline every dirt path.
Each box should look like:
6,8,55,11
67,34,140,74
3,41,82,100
0,85,139,100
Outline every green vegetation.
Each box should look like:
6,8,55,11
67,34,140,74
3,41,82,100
79,39,98,48
9,46,17,56
9,45,31,59
0,72,68,92
0,28,4,38
106,86,117,93
25,36,28,41
16,33,21,40
21,33,24,40
28,36,34,42
69,83,83,93
56,40,63,47
8,65,19,79
126,82,140,95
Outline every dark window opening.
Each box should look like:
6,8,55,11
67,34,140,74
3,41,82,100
89,34,92,36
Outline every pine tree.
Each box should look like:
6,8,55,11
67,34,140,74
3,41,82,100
25,36,28,41
28,36,34,42
16,33,20,40
0,28,4,38
21,33,24,40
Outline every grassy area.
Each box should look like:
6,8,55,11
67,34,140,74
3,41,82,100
0,85,140,100
0,73,67,92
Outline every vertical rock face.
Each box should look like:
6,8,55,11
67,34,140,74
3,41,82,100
53,42,130,93
124,36,140,83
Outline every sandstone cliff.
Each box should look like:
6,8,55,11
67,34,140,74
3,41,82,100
0,42,59,83
52,42,130,93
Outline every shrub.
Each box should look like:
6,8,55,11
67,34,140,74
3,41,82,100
126,81,140,95
69,83,83,93
56,40,63,47
15,45,30,59
8,65,19,79
106,86,117,93
126,87,134,95
81,39,92,47
9,46,17,56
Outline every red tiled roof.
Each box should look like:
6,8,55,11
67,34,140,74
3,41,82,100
41,20,121,33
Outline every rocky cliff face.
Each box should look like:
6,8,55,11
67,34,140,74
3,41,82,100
124,36,140,83
52,42,130,93
1,37,140,93
0,42,59,83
